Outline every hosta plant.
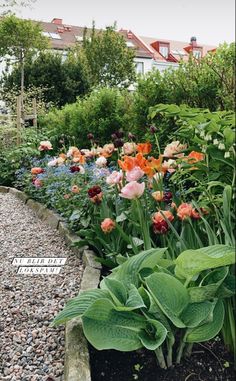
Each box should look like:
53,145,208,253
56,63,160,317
52,244,235,369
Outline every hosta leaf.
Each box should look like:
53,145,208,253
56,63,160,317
109,248,167,286
138,319,167,350
200,267,229,286
146,273,189,328
188,284,220,303
125,284,146,310
175,245,235,280
52,289,110,326
181,300,217,328
185,299,225,343
82,299,146,351
217,274,236,298
101,278,127,306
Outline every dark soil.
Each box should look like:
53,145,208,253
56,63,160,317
89,338,235,381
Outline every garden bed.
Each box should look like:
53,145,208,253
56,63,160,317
89,339,235,381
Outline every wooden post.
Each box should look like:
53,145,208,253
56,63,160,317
32,98,37,129
16,95,21,146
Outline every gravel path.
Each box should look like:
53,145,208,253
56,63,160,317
0,193,84,381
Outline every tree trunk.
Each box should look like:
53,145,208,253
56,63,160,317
20,48,25,125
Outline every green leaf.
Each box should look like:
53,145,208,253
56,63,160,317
109,247,167,286
185,300,225,343
116,212,127,222
138,319,167,350
181,300,217,328
82,299,146,351
52,289,111,326
175,245,235,280
101,278,127,306
145,273,189,328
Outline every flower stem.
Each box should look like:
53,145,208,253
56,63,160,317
155,346,167,369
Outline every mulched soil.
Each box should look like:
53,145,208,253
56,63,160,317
89,338,235,381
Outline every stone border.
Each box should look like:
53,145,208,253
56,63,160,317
0,186,101,381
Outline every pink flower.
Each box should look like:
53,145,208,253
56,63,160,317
152,210,174,234
162,159,177,173
163,141,187,158
95,156,107,167
122,142,137,155
101,218,116,233
33,178,43,188
119,181,145,200
38,140,53,151
126,166,145,182
106,171,123,185
177,203,200,220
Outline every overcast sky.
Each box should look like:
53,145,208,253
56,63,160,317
16,0,235,46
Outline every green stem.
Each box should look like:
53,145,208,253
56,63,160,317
135,198,151,250
154,133,161,157
154,346,167,369
185,343,194,358
176,337,186,364
166,337,175,367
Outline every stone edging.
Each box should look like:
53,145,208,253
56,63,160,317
0,186,100,381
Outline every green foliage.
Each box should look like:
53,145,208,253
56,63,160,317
1,51,91,107
132,43,235,138
75,24,136,88
40,87,134,148
52,244,235,368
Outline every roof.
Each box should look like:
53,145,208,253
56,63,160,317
37,20,153,59
140,36,217,62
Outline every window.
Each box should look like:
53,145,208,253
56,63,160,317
192,50,202,59
41,31,61,40
75,35,83,42
159,45,169,58
135,62,144,75
126,41,135,48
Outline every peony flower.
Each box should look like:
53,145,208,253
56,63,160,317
126,166,144,182
31,167,44,175
95,156,107,167
152,191,164,202
101,218,116,233
163,141,187,158
47,158,58,167
38,140,53,151
122,142,137,155
67,146,80,158
152,210,174,234
106,171,123,185
119,181,145,200
88,185,102,198
102,143,115,157
71,185,80,194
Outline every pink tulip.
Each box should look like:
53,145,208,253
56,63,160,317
126,166,144,182
120,181,145,200
106,171,123,185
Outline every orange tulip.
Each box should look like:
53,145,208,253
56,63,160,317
137,142,152,155
188,151,205,162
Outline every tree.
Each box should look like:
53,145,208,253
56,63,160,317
74,24,136,88
0,0,36,15
1,51,92,107
0,14,48,118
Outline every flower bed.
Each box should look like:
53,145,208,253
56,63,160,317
7,105,235,379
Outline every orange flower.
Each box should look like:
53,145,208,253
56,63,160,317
73,153,86,165
101,218,116,233
137,142,152,155
31,167,44,175
59,153,67,160
118,156,136,172
152,191,164,202
153,210,174,224
188,151,205,162
177,203,200,220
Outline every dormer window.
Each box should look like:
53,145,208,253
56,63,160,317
159,42,170,58
192,49,202,59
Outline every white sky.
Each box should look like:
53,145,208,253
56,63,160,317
16,0,235,45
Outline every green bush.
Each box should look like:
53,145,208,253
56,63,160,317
40,87,134,148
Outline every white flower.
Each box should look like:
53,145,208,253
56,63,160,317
224,152,230,158
79,166,85,174
47,158,58,167
213,139,219,145
95,156,107,167
218,143,225,150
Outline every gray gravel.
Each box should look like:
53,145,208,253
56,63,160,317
0,193,84,381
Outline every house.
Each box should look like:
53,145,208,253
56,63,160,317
36,18,217,76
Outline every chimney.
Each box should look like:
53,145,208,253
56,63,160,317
52,18,63,25
190,36,197,47
127,30,133,39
